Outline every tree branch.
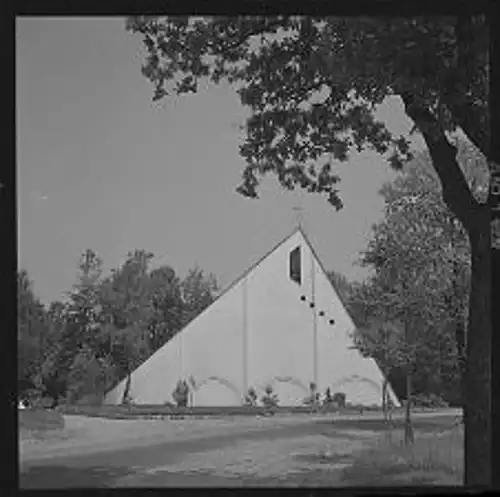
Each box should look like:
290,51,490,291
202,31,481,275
440,16,489,158
401,92,481,229
443,97,489,159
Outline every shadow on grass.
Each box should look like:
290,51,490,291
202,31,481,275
20,464,133,489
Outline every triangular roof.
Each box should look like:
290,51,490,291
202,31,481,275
176,225,355,337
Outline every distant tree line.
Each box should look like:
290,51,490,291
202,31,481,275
17,251,219,407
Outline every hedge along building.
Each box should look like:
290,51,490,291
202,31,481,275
104,227,400,408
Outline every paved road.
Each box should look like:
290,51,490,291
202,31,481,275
19,411,461,488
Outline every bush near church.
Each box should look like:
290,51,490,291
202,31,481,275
333,392,346,408
243,386,258,407
172,379,190,407
303,381,321,408
261,384,279,411
323,387,333,404
320,387,341,412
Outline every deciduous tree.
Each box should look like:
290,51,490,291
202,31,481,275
39,249,105,406
98,250,154,403
362,145,474,399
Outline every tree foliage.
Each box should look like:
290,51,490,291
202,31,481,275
180,267,219,325
148,265,184,352
350,145,476,407
18,249,220,406
126,16,488,215
327,270,357,305
35,250,105,405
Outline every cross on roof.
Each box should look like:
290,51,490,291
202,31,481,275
292,202,304,229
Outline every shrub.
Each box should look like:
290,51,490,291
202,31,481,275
243,387,258,407
333,392,346,408
261,384,279,409
323,387,333,404
303,382,321,408
319,387,338,412
172,379,190,407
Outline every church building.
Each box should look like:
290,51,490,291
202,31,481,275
104,227,400,408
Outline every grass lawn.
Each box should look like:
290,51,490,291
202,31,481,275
339,422,463,486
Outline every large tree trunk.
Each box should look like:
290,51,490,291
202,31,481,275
401,92,492,486
448,252,467,406
464,210,491,485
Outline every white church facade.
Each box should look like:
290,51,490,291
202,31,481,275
104,228,400,408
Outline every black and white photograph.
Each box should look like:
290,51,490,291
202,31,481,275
16,13,496,488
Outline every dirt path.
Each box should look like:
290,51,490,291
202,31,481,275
20,410,462,488
20,414,331,462
21,421,381,487
117,428,382,487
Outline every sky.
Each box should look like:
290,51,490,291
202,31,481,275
17,17,422,305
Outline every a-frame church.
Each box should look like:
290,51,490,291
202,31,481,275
104,227,400,408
